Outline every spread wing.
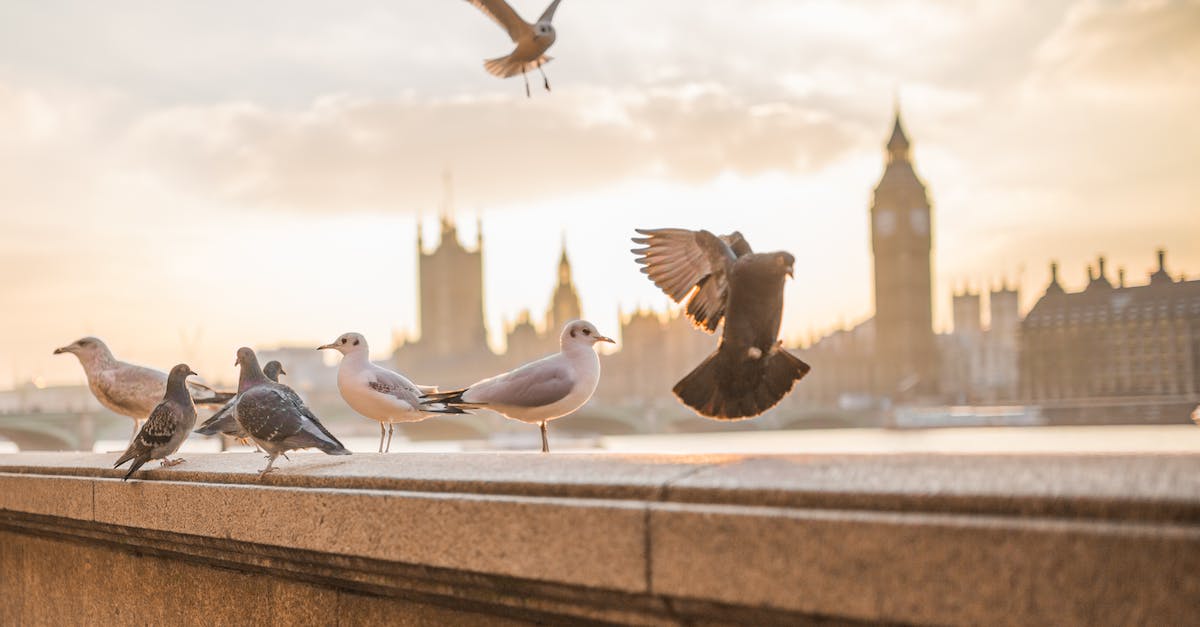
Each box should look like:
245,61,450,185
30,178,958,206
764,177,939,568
96,365,166,418
631,228,745,333
538,0,564,23
466,0,531,41
467,358,575,408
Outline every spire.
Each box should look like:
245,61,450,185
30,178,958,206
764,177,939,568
440,169,455,234
557,234,572,286
1150,248,1173,285
1046,261,1064,295
886,99,910,162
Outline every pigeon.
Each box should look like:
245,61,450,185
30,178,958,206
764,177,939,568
112,364,199,481
319,332,464,454
422,320,613,452
465,0,565,97
194,360,287,449
631,228,811,419
231,347,350,475
54,336,234,446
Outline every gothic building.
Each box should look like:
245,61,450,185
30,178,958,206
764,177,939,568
504,241,584,364
1019,250,1200,420
941,284,1020,403
869,107,939,398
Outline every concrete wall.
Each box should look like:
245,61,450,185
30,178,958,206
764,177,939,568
2,452,1199,625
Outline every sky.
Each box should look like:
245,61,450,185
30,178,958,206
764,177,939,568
1,0,1198,387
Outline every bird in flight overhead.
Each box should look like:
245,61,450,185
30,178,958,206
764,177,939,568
464,0,565,97
631,228,811,420
422,320,613,452
319,332,463,453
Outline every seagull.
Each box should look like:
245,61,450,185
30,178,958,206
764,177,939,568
231,347,350,475
319,332,464,454
54,337,234,446
631,228,812,419
464,0,565,97
422,319,613,452
112,363,199,481
194,360,286,450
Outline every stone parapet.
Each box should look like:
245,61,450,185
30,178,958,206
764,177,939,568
1,452,1198,625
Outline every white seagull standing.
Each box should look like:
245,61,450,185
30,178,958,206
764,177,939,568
465,0,565,97
319,332,461,453
422,320,614,452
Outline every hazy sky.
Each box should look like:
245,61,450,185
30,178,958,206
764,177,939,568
2,0,1198,387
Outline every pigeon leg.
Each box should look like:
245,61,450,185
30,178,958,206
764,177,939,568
259,454,279,476
160,458,185,468
523,68,531,98
386,423,395,453
540,422,549,453
378,422,386,453
538,61,550,92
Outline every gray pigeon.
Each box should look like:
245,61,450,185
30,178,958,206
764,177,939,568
112,363,199,481
194,360,286,448
231,347,350,474
632,228,811,419
54,336,234,446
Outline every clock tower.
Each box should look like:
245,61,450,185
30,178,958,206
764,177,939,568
869,106,937,399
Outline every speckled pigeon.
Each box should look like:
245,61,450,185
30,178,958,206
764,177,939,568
112,363,199,481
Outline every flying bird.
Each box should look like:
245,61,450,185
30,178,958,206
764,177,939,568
319,332,462,454
422,320,613,452
631,228,811,419
54,337,234,446
194,360,286,449
112,364,199,481
464,0,565,97
231,347,350,475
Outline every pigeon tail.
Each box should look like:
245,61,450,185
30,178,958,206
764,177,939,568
483,54,552,79
673,345,811,420
194,410,238,436
194,391,236,405
420,388,483,414
115,453,151,481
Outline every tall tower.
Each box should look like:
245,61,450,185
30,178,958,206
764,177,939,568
870,105,937,398
417,172,489,356
546,237,582,333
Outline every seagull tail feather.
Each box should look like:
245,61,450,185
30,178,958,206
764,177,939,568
483,54,553,79
420,388,483,414
673,346,811,420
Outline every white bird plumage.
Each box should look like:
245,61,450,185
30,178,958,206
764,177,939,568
319,332,448,453
464,0,566,97
422,320,614,452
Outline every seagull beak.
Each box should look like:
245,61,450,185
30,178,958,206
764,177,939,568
317,343,336,350
597,336,616,344
53,346,68,355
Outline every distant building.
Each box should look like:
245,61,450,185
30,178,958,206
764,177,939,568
870,106,939,398
505,240,585,363
941,284,1020,403
595,309,714,414
1019,251,1200,421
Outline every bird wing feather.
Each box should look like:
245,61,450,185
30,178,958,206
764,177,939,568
466,0,531,41
96,365,164,417
537,0,564,23
468,358,575,408
366,368,422,406
631,228,743,333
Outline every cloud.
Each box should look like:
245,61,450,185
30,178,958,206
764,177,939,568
124,86,860,212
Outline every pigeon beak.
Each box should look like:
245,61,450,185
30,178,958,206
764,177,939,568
233,356,240,367
279,367,287,376
787,266,794,279
597,336,616,344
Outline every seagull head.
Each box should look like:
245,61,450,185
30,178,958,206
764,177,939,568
318,332,368,355
534,22,556,42
561,320,615,349
53,336,110,361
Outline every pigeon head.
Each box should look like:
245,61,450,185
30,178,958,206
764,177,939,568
165,363,198,398
769,252,796,279
234,347,268,392
167,363,198,381
53,336,113,363
263,360,287,382
318,332,368,355
561,320,615,349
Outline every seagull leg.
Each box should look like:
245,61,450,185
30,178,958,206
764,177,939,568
538,61,550,92
540,422,549,453
386,424,395,453
378,423,386,453
523,68,531,98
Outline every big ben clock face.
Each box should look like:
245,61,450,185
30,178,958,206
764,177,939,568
910,208,928,234
875,209,896,235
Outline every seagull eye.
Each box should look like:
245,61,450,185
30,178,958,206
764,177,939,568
570,330,576,338
340,338,347,344
353,339,359,346
583,329,591,335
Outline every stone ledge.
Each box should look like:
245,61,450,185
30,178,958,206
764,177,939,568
2,452,1199,625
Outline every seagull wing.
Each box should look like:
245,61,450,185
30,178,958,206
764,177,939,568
465,0,531,42
366,367,423,408
537,0,564,23
467,357,575,408
96,364,165,417
632,228,742,333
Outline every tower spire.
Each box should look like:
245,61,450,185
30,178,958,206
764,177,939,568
887,97,910,163
440,168,455,232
